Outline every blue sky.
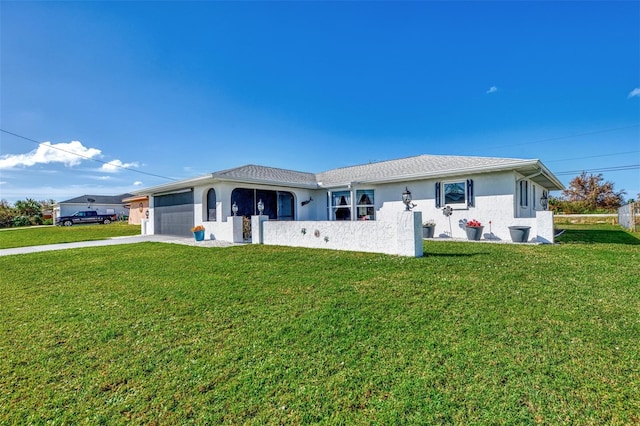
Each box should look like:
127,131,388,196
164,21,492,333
1,1,639,204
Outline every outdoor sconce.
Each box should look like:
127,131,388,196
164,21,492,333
540,193,549,210
232,201,239,216
145,210,149,219
402,187,416,211
257,199,264,215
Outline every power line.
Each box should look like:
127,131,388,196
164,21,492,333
545,150,640,163
555,164,640,176
485,123,640,150
0,129,178,182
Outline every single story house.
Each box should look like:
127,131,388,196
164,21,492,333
132,154,564,247
122,195,149,225
54,194,132,222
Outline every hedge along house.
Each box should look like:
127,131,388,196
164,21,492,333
132,154,564,254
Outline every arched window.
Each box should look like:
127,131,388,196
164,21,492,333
207,188,217,221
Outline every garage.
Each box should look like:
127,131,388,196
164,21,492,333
153,190,194,236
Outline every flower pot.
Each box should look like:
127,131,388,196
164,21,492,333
422,225,435,238
193,230,205,241
465,226,484,241
508,226,530,243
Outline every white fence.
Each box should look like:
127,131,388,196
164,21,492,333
618,202,639,231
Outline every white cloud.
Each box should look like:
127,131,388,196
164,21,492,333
133,181,143,186
628,88,640,98
100,159,139,173
0,141,101,169
486,86,498,94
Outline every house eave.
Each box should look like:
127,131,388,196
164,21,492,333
130,175,213,196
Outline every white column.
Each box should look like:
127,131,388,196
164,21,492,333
536,211,555,244
251,215,269,244
396,211,423,257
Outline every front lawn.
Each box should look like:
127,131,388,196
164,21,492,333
0,222,141,249
1,227,639,424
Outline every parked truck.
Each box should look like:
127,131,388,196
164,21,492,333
56,210,117,226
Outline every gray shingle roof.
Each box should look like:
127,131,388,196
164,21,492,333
316,155,534,186
213,164,318,187
59,194,133,204
133,153,564,195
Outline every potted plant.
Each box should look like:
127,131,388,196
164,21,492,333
422,220,436,238
191,225,205,241
508,225,531,243
465,219,484,241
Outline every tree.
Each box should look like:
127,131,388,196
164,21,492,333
561,172,625,212
14,198,44,225
0,199,14,228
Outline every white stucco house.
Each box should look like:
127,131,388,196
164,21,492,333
132,154,564,254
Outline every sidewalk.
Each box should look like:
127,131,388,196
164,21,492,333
0,235,241,257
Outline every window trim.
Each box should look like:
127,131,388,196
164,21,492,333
356,189,375,220
442,180,468,208
330,190,352,221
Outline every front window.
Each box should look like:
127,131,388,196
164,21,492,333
356,189,375,220
331,191,351,221
519,181,529,207
444,181,466,206
206,188,217,221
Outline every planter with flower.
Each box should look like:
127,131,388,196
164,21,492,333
465,219,484,241
191,225,205,241
422,220,436,238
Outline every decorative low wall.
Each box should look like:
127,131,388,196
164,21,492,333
255,211,423,257
204,216,244,243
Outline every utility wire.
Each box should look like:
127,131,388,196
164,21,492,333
485,123,640,151
555,164,640,176
545,150,640,163
3,127,640,181
0,129,178,181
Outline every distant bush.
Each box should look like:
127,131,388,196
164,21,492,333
12,216,31,227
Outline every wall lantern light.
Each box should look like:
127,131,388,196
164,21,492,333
232,201,239,216
257,199,264,215
540,193,549,210
402,187,416,211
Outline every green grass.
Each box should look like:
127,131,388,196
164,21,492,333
0,222,141,249
556,223,640,245
1,225,639,424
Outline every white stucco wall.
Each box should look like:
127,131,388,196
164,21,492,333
259,211,423,257
370,172,552,242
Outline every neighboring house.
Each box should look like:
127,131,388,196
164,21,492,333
122,195,149,225
54,194,132,222
132,154,564,244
